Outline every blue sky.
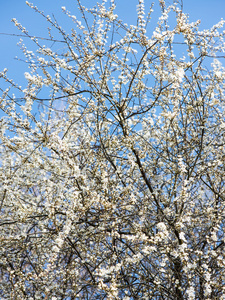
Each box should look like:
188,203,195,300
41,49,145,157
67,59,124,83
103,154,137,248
0,0,225,84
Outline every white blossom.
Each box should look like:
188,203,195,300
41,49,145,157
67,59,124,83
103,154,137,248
1,1,225,299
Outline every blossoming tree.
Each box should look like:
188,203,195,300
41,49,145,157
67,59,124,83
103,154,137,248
1,0,225,299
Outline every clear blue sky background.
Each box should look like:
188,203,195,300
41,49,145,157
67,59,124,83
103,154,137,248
0,0,225,85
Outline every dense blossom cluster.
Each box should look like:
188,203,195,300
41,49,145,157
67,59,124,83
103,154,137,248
1,0,225,299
